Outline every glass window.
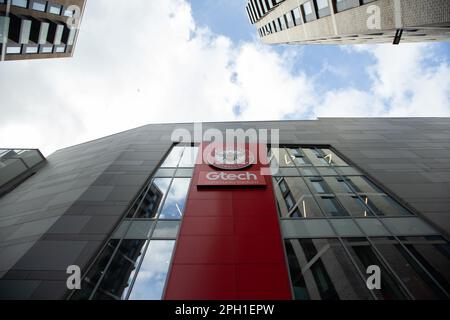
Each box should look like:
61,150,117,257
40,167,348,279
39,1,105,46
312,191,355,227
316,0,329,9
70,240,119,300
128,240,175,300
281,219,335,238
330,219,364,237
285,12,294,28
303,148,329,166
279,179,288,193
161,146,185,167
32,1,46,12
25,46,38,54
309,178,328,194
49,4,62,15
324,177,353,193
286,147,302,157
154,168,175,178
355,218,390,237
178,146,198,167
158,178,190,219
400,236,450,296
280,16,287,30
55,45,66,53
274,177,323,218
285,193,295,211
175,168,194,177
336,195,374,217
94,239,148,300
6,46,21,54
131,178,170,218
113,220,154,239
343,238,408,300
41,46,53,53
336,167,361,175
12,0,28,8
303,1,313,15
275,148,295,167
293,7,302,25
274,167,301,177
382,217,438,236
285,238,373,300
343,176,383,194
363,195,411,216
299,167,319,176
316,167,337,176
152,221,180,239
371,237,448,299
317,196,348,217
321,149,348,166
64,9,74,17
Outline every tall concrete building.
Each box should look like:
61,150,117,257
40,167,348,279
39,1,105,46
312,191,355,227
0,118,450,300
246,0,450,45
0,0,86,61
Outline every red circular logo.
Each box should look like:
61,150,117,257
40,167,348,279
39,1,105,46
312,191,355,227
207,149,255,170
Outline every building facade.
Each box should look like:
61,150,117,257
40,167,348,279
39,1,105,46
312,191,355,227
0,118,450,300
246,0,450,45
0,0,86,61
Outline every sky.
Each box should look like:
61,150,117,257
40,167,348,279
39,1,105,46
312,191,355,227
1,0,450,156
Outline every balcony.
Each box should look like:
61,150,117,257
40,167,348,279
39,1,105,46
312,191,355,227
0,149,45,197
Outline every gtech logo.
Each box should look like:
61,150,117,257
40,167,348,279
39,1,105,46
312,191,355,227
207,149,255,171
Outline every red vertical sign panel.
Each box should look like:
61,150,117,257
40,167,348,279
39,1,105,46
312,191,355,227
164,143,291,299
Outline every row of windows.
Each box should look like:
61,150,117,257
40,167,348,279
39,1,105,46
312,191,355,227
274,176,410,218
1,0,75,17
3,43,66,54
271,146,349,167
279,146,450,299
258,0,377,38
0,13,76,55
70,145,198,300
286,236,450,300
246,0,285,24
272,147,412,218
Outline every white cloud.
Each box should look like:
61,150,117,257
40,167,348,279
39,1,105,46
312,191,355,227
0,0,449,156
314,43,450,118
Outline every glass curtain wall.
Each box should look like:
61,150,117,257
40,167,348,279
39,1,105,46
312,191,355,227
70,145,198,300
271,146,450,300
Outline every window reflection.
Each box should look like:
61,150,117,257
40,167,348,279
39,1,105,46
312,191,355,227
364,195,411,216
371,237,448,299
131,178,170,218
285,238,373,300
94,239,148,300
178,146,199,167
336,195,374,217
161,146,184,167
73,145,196,300
317,196,348,217
128,240,175,300
274,177,324,218
159,178,190,219
401,236,450,296
152,221,180,238
344,238,408,300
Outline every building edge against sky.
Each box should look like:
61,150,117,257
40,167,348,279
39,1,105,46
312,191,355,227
0,118,449,300
0,0,86,61
246,0,450,45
